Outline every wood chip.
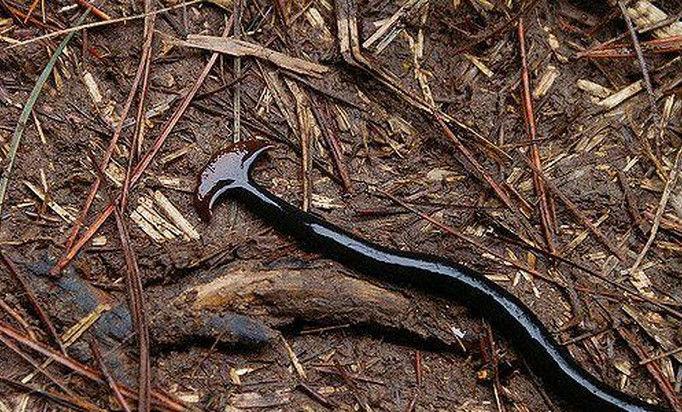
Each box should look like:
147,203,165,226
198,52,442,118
463,53,494,78
363,0,428,53
92,235,107,247
577,79,614,99
23,180,75,223
130,196,182,242
104,160,126,187
81,70,116,126
626,1,682,38
533,65,559,98
305,7,333,45
628,267,655,298
159,145,193,166
82,71,103,105
154,175,194,193
597,80,643,110
281,335,307,380
152,191,200,240
228,390,292,409
311,194,343,210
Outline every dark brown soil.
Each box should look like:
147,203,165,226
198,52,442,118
0,0,681,411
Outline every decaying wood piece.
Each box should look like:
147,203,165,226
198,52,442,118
26,258,465,384
25,265,275,385
178,262,459,345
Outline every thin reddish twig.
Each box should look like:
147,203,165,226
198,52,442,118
0,321,187,411
51,17,235,276
74,0,111,21
0,297,36,340
518,18,556,253
60,22,155,255
1,0,56,30
121,5,155,410
0,376,105,412
435,115,546,248
515,151,628,261
114,206,151,412
617,328,682,411
121,12,156,210
0,334,75,397
90,330,132,411
0,251,65,354
435,116,515,211
21,0,39,24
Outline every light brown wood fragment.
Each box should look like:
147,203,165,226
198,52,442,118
104,160,126,187
153,191,200,240
626,1,682,38
181,35,329,77
577,79,614,99
159,145,193,165
281,335,307,379
533,65,559,98
228,390,292,409
305,7,333,45
154,175,194,192
130,196,182,242
82,71,103,104
597,80,643,110
23,180,75,223
363,0,428,53
463,53,494,78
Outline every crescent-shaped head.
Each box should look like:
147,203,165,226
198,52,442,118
195,139,273,222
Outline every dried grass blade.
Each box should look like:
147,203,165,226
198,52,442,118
0,10,89,224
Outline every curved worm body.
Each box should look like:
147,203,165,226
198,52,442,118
195,140,660,412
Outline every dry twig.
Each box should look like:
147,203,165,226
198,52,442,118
631,146,682,272
518,18,556,253
51,17,235,275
